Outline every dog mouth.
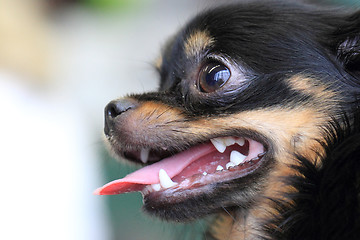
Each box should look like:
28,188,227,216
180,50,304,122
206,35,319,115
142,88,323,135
94,136,267,197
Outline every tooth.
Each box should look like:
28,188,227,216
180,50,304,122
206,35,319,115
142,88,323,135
226,162,236,169
224,137,236,146
258,152,267,157
203,172,208,176
159,169,177,189
210,138,226,153
216,165,224,171
230,151,247,165
140,148,150,163
151,183,161,191
236,137,245,146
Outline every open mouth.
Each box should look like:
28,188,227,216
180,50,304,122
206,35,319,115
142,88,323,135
94,136,267,197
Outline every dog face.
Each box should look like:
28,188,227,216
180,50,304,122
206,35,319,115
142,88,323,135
96,0,360,229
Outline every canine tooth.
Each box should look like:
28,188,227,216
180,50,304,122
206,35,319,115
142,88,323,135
140,148,150,163
236,137,245,146
216,165,224,171
258,152,267,157
210,138,226,153
224,137,236,146
230,151,247,165
203,172,208,176
151,183,161,191
226,162,236,169
159,169,177,189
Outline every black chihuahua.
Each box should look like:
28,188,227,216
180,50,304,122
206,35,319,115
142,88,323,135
96,1,360,239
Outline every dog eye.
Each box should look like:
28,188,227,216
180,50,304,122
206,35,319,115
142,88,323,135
198,62,231,93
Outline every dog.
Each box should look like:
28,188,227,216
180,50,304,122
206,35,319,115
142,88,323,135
95,1,360,239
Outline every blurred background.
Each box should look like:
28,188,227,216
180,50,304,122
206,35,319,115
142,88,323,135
0,0,358,239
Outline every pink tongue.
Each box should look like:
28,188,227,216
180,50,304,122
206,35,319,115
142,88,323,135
94,143,215,195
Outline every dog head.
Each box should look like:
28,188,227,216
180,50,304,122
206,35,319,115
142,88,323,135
96,1,360,223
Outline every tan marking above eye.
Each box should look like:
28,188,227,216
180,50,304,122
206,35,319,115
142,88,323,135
286,75,339,105
184,30,215,57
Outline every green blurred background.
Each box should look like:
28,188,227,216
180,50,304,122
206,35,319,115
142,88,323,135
0,0,358,240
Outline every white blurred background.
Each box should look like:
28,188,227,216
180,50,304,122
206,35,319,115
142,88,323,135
0,0,358,239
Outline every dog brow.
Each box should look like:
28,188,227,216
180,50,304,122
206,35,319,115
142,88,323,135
184,30,214,57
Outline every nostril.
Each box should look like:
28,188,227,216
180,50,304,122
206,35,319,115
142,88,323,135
105,99,137,119
106,102,121,119
104,99,138,136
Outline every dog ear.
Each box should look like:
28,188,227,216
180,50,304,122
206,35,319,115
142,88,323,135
334,11,360,75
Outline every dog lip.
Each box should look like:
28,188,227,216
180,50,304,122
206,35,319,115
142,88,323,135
121,135,264,166
94,137,266,196
143,153,266,201
94,143,215,195
142,139,266,196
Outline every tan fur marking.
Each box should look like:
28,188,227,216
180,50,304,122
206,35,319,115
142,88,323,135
131,101,181,124
184,30,214,57
287,75,339,105
154,55,162,71
209,212,235,240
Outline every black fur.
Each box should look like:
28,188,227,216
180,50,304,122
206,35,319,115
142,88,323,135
264,110,360,240
131,3,360,120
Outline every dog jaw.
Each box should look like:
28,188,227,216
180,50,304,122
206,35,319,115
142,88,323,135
98,95,333,223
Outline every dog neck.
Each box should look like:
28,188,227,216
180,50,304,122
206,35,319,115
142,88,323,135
208,208,264,240
207,162,300,240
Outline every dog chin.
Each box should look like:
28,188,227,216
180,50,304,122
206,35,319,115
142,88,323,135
142,167,269,221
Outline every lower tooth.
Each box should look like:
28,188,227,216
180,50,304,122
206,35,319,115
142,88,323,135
230,150,247,165
216,165,224,171
258,152,267,157
159,169,177,189
226,162,236,169
151,183,161,191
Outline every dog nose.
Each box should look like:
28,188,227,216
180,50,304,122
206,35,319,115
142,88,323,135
104,98,138,136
